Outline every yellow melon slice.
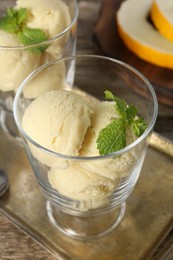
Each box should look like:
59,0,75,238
116,0,173,69
151,0,173,43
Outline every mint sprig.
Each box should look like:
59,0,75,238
96,90,147,155
0,7,48,54
0,7,27,33
18,28,48,54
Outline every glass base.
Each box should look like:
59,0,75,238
0,109,20,140
46,200,126,240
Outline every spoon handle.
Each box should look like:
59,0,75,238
0,170,8,197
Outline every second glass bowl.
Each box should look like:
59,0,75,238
0,0,78,137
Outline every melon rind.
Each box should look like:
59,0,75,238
117,0,173,69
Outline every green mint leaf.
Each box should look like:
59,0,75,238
0,17,18,33
7,7,27,26
0,7,48,54
96,119,126,155
96,90,148,155
0,7,27,33
105,90,127,119
126,104,138,125
0,9,19,33
104,90,115,101
131,118,147,137
18,28,48,54
15,8,28,26
6,8,14,17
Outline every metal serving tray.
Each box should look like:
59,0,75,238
0,128,173,259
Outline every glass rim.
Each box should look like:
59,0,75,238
0,0,78,51
13,54,158,161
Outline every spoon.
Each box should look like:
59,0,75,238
0,170,8,197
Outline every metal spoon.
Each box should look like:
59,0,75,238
0,170,8,197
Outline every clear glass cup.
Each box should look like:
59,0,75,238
13,55,158,240
0,0,78,137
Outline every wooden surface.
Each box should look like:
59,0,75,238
0,0,173,259
0,212,55,260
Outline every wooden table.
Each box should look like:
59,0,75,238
0,1,173,259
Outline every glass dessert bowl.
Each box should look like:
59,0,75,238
13,55,158,240
0,0,78,137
